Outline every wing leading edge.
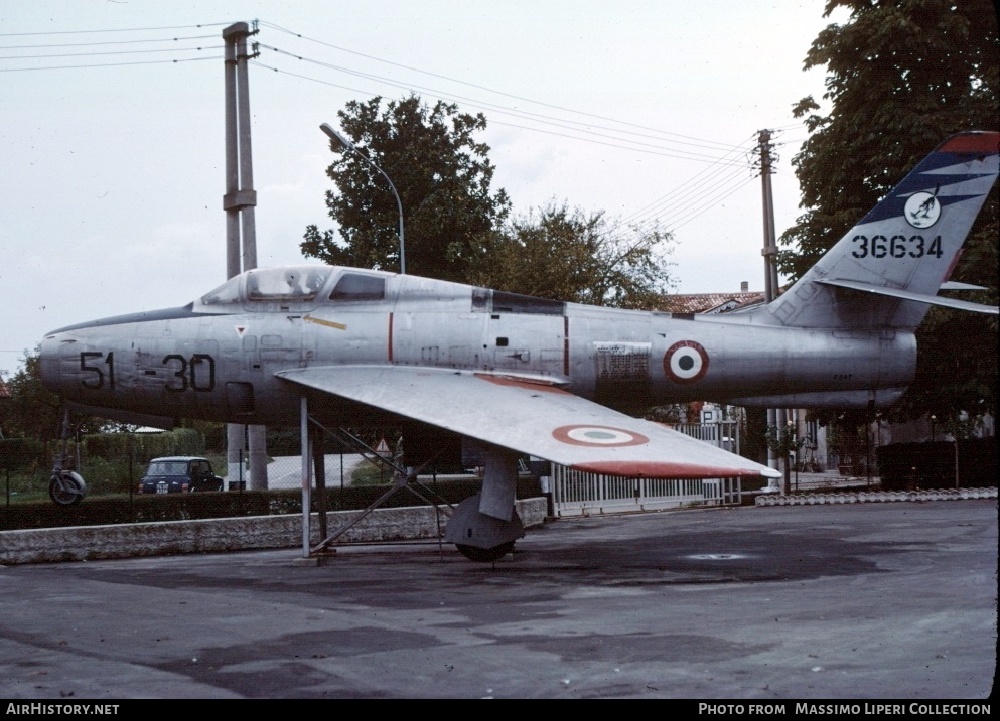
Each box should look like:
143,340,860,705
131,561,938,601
276,365,780,479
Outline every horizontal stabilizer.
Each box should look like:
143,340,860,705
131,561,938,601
940,281,988,291
815,278,998,315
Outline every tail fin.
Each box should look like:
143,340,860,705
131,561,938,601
764,131,999,331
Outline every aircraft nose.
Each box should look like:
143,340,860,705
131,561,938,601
39,325,93,397
38,331,66,393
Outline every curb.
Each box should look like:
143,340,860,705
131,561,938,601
0,498,548,565
755,487,997,506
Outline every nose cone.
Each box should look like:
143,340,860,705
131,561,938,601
38,331,66,394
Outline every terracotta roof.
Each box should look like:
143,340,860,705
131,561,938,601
656,291,765,314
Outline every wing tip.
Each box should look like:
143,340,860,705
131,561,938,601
574,460,779,479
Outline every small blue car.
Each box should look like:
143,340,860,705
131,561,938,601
138,456,224,494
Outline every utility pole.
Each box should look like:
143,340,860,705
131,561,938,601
756,129,787,492
758,129,780,303
223,21,268,491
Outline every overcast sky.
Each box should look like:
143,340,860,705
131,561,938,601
0,1,846,375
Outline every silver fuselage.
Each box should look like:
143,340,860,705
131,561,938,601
39,266,914,428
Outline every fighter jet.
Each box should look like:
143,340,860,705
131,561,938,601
39,131,999,559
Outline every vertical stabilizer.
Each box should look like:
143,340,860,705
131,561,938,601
763,131,999,330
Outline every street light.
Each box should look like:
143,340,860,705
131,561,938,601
320,123,406,275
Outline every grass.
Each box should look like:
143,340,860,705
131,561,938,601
349,460,396,486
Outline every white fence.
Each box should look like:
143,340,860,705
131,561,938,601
549,421,744,517
670,420,739,453
256,422,747,517
550,465,742,517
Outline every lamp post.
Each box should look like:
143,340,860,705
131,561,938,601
320,123,406,275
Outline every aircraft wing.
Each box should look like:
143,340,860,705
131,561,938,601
276,365,780,479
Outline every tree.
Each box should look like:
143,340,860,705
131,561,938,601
469,203,676,309
303,95,511,282
780,0,999,421
2,348,62,441
2,349,116,443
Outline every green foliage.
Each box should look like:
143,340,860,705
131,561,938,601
781,0,997,278
781,0,999,423
73,455,135,496
303,95,675,308
303,94,511,282
2,348,145,442
0,478,543,530
877,438,997,490
894,304,999,422
84,428,205,462
741,407,769,465
779,0,1000,277
349,460,396,486
0,436,218,503
191,420,227,454
765,424,806,457
469,203,676,308
0,437,46,471
1,348,62,441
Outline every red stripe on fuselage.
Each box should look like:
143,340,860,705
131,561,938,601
388,312,394,362
563,316,570,376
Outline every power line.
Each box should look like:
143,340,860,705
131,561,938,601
1,19,784,173
247,21,799,235
0,18,806,246
601,134,757,241
257,21,746,154
0,56,221,72
0,34,219,49
248,44,773,243
619,137,758,224
660,176,757,232
0,23,231,37
258,41,741,156
0,45,223,60
251,57,747,167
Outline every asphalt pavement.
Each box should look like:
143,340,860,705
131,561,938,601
0,499,995,700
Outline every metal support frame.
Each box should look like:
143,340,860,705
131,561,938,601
300,396,311,557
297,406,455,556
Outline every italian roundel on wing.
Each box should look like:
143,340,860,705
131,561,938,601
664,340,709,384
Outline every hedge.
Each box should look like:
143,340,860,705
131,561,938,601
0,476,543,530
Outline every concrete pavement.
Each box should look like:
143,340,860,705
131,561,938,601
0,499,995,699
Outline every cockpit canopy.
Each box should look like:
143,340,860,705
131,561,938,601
247,267,331,301
199,266,388,307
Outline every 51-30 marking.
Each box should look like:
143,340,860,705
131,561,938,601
80,352,216,392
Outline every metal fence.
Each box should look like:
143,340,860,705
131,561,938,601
548,421,744,517
669,420,739,454
550,465,742,517
239,454,368,490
